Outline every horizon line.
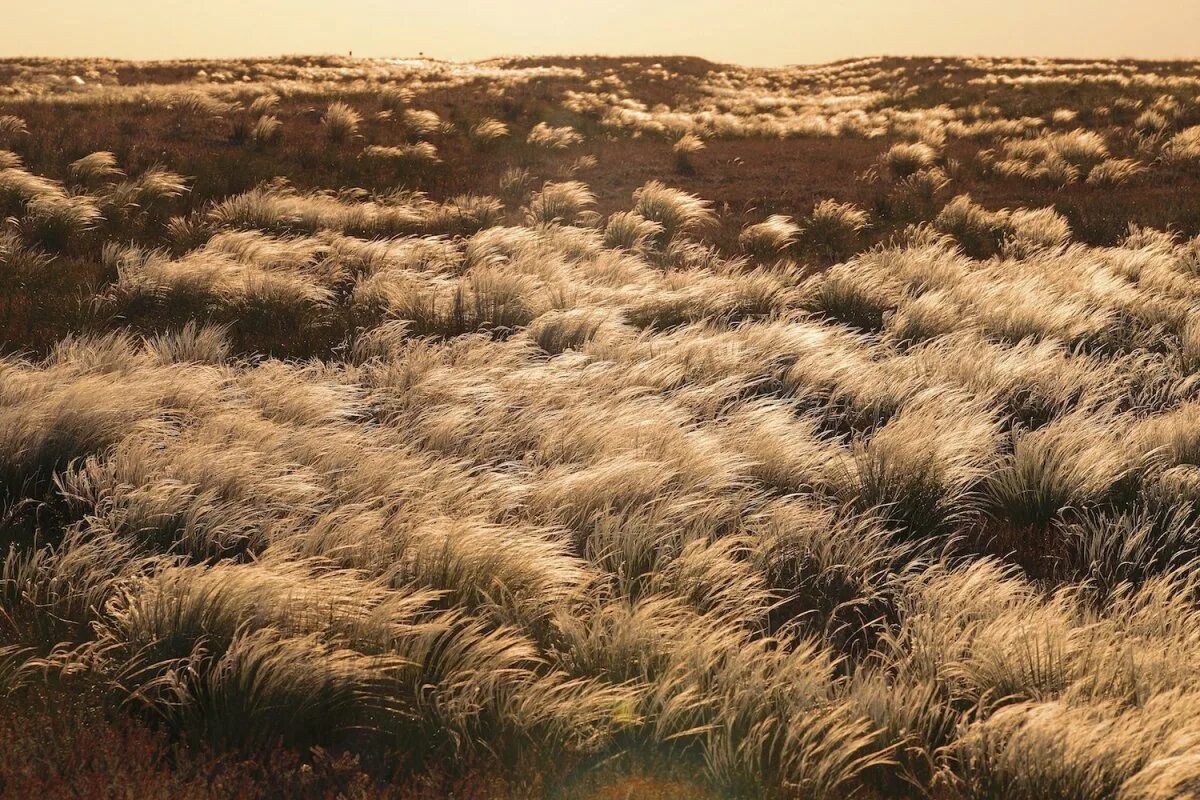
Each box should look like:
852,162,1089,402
3,52,1200,69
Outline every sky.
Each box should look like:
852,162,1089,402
5,0,1200,67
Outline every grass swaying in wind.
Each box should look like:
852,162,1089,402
3,51,1200,800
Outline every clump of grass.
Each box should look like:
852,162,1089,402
934,194,1007,257
498,166,533,204
632,181,715,241
527,122,583,150
0,115,28,145
164,213,214,254
1181,314,1200,373
1134,108,1170,134
885,289,960,344
1160,125,1200,167
1002,206,1072,258
1050,108,1078,126
934,195,1069,259
883,141,938,178
469,118,510,148
322,101,362,143
995,129,1109,185
402,109,443,136
986,408,1141,534
425,194,505,236
144,320,232,365
101,166,188,231
68,152,123,188
801,200,869,262
1060,507,1199,593
136,627,407,751
358,265,540,338
672,132,705,173
524,180,596,226
559,154,598,180
0,231,53,311
1085,157,1146,186
134,167,189,209
0,527,150,653
952,698,1197,800
247,93,280,116
16,194,102,252
526,307,615,354
603,211,662,251
361,142,441,171
888,166,952,220
845,389,1001,538
739,214,800,260
0,165,64,217
170,91,233,118
379,85,415,112
248,114,283,146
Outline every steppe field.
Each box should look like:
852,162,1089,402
3,54,1200,799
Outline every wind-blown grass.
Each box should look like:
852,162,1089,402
322,101,362,143
2,52,1200,800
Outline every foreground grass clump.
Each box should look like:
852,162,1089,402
3,53,1200,800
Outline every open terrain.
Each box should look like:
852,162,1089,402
2,54,1200,798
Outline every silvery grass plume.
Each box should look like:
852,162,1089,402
560,153,599,180
130,166,189,212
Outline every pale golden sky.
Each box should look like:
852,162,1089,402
6,1,1199,66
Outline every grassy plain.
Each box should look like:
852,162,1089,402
2,54,1200,798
